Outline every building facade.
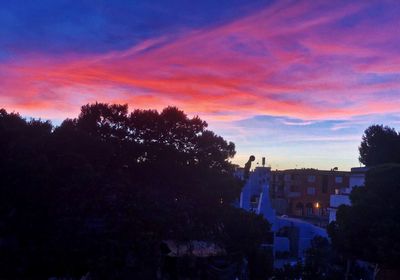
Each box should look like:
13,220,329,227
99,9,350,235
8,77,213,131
328,167,368,223
270,169,350,226
237,162,328,265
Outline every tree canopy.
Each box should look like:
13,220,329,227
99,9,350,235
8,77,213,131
329,124,400,278
332,136,400,278
328,164,400,270
359,124,400,166
0,103,271,279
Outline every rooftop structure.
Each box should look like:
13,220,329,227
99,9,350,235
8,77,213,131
238,157,328,265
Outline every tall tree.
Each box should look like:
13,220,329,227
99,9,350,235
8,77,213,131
329,125,400,279
359,125,400,166
0,104,271,279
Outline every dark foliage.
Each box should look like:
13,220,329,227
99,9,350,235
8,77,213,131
359,125,400,166
328,164,400,270
273,237,368,280
328,124,400,278
0,104,271,279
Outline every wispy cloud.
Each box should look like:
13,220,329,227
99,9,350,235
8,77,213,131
282,120,315,126
1,0,400,121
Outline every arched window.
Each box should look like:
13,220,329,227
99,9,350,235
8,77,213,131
317,203,323,216
306,203,313,216
295,202,304,216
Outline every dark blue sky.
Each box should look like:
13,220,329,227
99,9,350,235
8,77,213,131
0,0,270,56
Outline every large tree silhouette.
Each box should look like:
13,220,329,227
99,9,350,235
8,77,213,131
330,124,400,279
0,104,271,279
328,164,400,278
359,125,400,166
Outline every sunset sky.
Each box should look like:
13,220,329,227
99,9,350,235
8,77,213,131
1,0,400,170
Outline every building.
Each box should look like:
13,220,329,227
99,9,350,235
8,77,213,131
271,169,350,226
239,165,275,221
328,167,368,223
270,169,350,226
237,159,328,266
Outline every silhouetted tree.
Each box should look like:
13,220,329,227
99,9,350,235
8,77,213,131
0,104,271,279
328,164,400,279
273,237,368,280
359,125,400,166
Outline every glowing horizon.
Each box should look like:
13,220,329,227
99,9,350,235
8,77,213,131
1,0,400,170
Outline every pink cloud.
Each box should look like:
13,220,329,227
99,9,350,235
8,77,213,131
1,0,400,122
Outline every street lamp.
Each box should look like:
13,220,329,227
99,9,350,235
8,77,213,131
315,202,321,227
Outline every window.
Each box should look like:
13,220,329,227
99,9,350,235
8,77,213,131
307,187,316,195
314,202,323,216
322,175,328,193
295,202,304,216
250,195,259,211
306,203,313,216
250,195,259,203
316,206,324,216
290,185,298,192
335,176,343,183
307,175,316,183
